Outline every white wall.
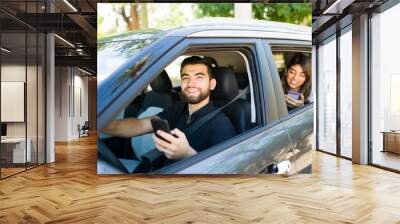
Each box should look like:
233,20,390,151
1,65,29,138
55,67,69,141
1,63,46,164
54,67,89,141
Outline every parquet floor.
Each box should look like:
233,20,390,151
1,134,400,223
1,167,26,177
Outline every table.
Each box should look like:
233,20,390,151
381,131,400,154
1,138,31,163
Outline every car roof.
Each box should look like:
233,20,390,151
184,18,310,33
100,18,311,43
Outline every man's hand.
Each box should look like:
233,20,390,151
152,128,197,160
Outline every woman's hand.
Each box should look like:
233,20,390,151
285,94,304,109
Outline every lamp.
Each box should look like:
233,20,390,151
322,0,355,15
1,47,11,53
78,67,93,76
54,34,75,48
63,0,78,12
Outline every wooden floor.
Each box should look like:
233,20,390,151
1,167,26,177
1,163,44,178
1,134,400,223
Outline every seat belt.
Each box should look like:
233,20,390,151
184,86,249,136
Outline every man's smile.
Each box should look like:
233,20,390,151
185,88,200,94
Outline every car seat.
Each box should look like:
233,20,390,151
211,67,251,133
124,70,179,118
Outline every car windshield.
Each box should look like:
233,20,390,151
97,30,162,83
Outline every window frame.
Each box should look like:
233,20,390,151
263,39,312,119
152,37,272,173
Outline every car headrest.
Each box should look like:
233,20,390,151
211,67,239,101
150,70,173,93
235,73,249,89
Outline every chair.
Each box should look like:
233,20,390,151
79,121,90,138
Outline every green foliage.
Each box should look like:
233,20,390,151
253,3,312,26
193,3,311,26
194,3,234,18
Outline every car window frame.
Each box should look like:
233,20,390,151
263,39,312,119
154,38,274,174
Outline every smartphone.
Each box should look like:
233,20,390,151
287,90,301,100
150,118,171,142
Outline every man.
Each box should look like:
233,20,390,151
102,56,236,161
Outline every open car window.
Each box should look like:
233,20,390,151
98,46,263,174
165,56,187,88
271,46,312,113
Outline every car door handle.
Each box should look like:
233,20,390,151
259,160,292,174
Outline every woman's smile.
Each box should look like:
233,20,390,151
286,64,306,91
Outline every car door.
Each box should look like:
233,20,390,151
264,40,314,173
280,106,314,173
152,38,295,174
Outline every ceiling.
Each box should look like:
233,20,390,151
0,0,97,75
312,0,390,43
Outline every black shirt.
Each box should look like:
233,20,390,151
157,101,236,153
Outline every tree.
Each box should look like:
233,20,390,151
112,3,138,30
194,3,311,26
194,3,234,18
253,3,311,26
112,3,148,31
138,3,148,29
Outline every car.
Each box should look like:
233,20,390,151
97,18,313,174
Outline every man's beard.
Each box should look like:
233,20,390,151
182,87,210,104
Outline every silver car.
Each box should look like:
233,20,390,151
97,18,313,174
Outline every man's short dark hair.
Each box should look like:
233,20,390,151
180,56,214,79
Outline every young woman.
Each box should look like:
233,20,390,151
281,54,311,110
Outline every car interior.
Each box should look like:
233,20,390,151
100,48,313,172
123,51,255,129
100,50,258,171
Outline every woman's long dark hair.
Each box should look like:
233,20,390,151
281,53,312,99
